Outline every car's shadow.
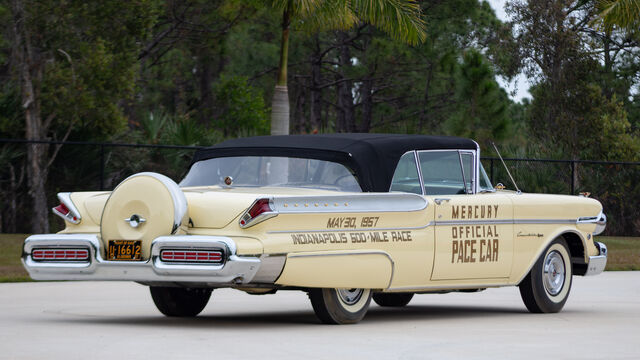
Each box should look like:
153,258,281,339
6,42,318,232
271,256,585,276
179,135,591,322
43,304,547,328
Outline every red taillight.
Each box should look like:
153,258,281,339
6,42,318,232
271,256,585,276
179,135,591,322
32,248,89,261
52,195,80,224
248,198,272,218
160,250,223,263
240,198,276,227
53,203,70,216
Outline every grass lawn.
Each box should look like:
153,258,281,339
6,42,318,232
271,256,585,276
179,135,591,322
596,236,640,271
0,234,31,282
0,234,637,282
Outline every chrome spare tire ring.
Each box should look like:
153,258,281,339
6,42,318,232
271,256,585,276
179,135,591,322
543,250,565,296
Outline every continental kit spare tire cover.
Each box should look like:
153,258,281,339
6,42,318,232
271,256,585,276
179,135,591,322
100,172,187,260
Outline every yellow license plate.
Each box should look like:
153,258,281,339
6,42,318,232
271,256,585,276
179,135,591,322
108,240,142,261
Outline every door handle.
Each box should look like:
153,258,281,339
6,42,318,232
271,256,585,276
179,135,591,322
434,198,450,205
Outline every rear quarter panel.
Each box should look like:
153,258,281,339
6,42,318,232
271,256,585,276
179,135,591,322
246,202,435,289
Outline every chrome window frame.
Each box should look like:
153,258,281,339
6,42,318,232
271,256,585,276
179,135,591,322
389,150,425,195
389,148,481,195
414,151,425,195
458,150,477,194
416,149,478,195
473,140,481,194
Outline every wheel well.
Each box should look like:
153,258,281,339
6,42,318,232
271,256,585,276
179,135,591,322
561,232,587,276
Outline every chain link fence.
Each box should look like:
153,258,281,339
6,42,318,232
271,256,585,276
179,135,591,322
1,139,638,235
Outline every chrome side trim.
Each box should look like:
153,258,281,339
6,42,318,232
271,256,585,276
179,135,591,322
238,198,278,228
22,234,260,284
435,219,514,226
271,193,428,214
266,222,433,235
577,211,607,235
387,281,507,292
271,218,583,234
434,219,576,226
288,251,395,289
240,211,278,228
585,242,607,276
515,219,576,224
115,172,187,234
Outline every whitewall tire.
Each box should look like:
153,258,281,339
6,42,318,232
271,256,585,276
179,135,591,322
308,288,372,324
519,238,573,313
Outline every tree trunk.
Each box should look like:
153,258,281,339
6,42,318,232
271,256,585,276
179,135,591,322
271,6,291,135
7,163,24,233
198,50,214,124
13,0,50,233
602,29,613,99
24,76,50,233
309,35,323,133
419,64,434,133
359,78,373,132
271,85,290,135
293,84,306,133
336,32,354,132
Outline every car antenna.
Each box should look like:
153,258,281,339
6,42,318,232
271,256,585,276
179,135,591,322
491,141,521,194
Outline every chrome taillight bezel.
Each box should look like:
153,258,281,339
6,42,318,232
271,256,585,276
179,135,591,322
31,248,90,262
51,192,82,224
238,198,278,229
159,249,224,264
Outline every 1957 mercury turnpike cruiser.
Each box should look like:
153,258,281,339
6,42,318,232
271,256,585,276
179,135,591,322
22,133,607,324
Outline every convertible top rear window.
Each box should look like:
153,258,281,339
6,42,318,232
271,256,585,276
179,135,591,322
180,156,362,192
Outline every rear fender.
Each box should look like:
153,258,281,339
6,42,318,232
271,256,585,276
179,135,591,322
275,250,394,289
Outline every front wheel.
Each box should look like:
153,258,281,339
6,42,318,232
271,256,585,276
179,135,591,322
150,286,212,317
308,288,372,324
519,238,572,313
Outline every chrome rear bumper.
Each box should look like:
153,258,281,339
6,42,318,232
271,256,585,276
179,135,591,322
585,241,607,276
22,234,263,284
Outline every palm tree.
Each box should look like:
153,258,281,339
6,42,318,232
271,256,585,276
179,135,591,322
596,0,640,31
269,0,426,135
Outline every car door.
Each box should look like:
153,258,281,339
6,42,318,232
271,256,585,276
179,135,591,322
416,150,514,281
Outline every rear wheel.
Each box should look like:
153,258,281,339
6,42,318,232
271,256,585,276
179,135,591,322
519,239,572,313
150,287,212,317
372,292,414,307
308,288,372,324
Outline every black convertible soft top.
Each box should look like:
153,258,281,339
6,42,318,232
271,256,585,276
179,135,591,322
191,133,477,192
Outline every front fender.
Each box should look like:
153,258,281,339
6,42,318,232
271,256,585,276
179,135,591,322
512,226,591,284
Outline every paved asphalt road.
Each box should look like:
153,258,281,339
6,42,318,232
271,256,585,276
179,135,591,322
0,272,638,360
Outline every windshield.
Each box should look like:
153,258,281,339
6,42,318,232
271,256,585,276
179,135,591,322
180,156,362,192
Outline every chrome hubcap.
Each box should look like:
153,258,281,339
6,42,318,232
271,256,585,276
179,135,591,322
337,288,364,305
543,250,565,296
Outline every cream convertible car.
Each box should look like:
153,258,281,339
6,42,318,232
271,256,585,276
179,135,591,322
23,134,607,324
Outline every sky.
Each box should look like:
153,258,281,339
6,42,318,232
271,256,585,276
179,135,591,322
486,0,532,102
